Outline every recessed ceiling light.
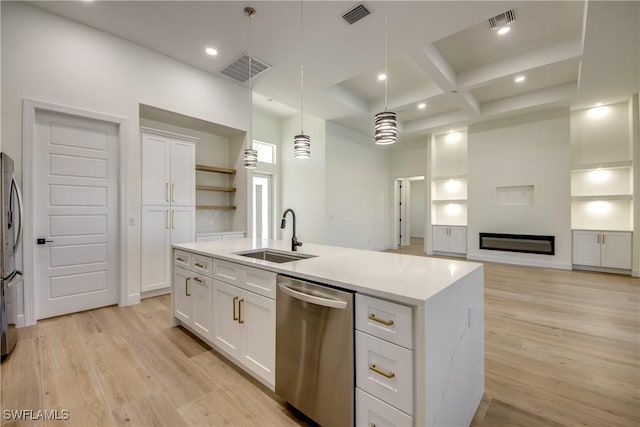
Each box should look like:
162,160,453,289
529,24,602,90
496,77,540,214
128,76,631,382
378,73,386,81
514,75,526,83
205,47,218,56
418,103,426,109
497,26,511,35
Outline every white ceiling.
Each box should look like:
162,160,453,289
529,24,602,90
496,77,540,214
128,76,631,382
30,1,640,144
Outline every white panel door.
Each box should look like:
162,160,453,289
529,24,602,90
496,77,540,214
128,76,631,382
212,280,241,359
191,275,213,340
141,133,170,206
174,266,192,324
572,230,601,266
170,140,195,206
34,111,118,319
140,206,171,292
449,226,467,254
601,231,632,269
170,206,195,245
432,226,450,252
239,289,275,387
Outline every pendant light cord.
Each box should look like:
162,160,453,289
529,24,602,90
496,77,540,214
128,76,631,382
384,6,388,112
300,0,304,133
249,10,253,150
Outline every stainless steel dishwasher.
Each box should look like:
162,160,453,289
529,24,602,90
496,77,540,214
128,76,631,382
276,275,354,427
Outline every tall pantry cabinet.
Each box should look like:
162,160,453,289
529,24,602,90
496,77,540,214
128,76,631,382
141,130,196,293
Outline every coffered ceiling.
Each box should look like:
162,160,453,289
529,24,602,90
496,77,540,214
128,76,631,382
29,1,640,143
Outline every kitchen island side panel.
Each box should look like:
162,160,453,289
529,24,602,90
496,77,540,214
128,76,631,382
424,266,484,426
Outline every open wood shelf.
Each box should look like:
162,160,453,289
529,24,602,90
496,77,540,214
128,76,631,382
196,185,236,193
196,205,237,210
196,164,236,174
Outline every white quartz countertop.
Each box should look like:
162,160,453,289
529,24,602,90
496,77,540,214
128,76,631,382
173,238,483,305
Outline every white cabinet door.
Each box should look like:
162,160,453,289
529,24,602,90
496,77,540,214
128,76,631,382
432,226,449,252
191,275,213,339
601,231,632,269
170,206,195,245
212,280,241,360
449,226,467,254
356,388,413,427
572,231,602,266
239,289,276,388
141,206,171,292
170,140,195,206
174,267,192,324
141,133,170,206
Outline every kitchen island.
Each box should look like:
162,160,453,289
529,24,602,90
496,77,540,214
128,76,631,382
172,238,484,427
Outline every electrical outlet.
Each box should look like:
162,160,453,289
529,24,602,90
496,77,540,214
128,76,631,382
128,216,136,226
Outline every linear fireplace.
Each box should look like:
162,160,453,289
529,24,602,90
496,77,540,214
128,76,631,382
479,233,555,255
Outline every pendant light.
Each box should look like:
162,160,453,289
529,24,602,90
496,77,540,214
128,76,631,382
374,8,397,145
294,0,311,159
243,6,258,169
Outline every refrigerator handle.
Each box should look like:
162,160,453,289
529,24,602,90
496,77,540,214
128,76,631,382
11,175,23,254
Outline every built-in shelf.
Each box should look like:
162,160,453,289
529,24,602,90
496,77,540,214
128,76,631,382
432,199,467,204
196,205,237,210
196,185,236,193
571,195,633,202
196,164,236,174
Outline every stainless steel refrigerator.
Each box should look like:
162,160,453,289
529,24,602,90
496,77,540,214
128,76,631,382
0,153,23,360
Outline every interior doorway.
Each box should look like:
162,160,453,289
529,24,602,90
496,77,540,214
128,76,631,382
252,173,273,239
393,176,426,251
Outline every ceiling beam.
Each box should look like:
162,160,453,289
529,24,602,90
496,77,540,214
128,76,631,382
480,82,578,117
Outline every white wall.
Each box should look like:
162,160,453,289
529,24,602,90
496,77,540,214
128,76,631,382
467,109,572,269
280,114,326,244
389,138,428,178
410,179,426,238
325,123,390,250
2,2,250,310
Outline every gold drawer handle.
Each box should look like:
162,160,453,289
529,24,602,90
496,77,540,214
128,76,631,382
176,257,185,263
195,262,206,269
369,363,395,379
233,296,239,321
369,313,394,326
238,298,245,324
193,277,203,283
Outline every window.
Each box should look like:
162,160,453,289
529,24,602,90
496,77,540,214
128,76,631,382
253,140,276,164
253,174,272,239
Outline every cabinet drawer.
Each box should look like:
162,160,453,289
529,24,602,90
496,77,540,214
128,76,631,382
356,388,412,427
243,267,276,299
356,294,413,349
174,250,191,269
356,331,413,415
192,254,214,278
214,259,245,286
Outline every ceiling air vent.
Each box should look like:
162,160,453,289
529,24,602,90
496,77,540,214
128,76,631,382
219,53,271,83
488,9,516,30
342,3,370,25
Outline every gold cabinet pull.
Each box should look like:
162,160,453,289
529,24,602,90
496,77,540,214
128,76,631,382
369,313,394,326
185,277,191,297
193,277,203,284
172,183,176,202
166,182,170,202
171,210,175,228
369,363,395,379
195,262,206,269
176,257,185,263
233,296,239,321
166,210,170,229
238,298,245,324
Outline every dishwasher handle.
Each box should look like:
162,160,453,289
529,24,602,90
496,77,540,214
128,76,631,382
278,284,348,309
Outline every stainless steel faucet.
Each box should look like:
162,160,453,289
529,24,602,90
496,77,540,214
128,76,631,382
280,209,303,252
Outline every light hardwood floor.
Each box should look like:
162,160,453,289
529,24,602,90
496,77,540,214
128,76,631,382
1,254,639,426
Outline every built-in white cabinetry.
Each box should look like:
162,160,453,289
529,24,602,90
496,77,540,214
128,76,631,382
430,131,468,256
355,294,414,426
432,225,467,255
141,129,196,293
572,230,632,270
172,250,276,389
196,231,245,242
173,250,213,339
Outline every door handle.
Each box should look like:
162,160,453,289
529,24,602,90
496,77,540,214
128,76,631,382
185,277,191,296
238,298,245,324
233,296,239,321
166,210,170,229
166,182,170,202
172,210,175,228
369,363,395,379
368,313,394,326
172,183,176,202
36,238,54,245
601,234,605,244
11,175,23,253
278,284,348,309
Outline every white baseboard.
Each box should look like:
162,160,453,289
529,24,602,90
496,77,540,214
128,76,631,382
125,293,140,306
142,288,171,299
573,265,633,276
632,269,639,278
467,253,572,270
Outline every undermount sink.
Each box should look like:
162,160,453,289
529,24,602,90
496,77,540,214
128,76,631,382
234,249,316,264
